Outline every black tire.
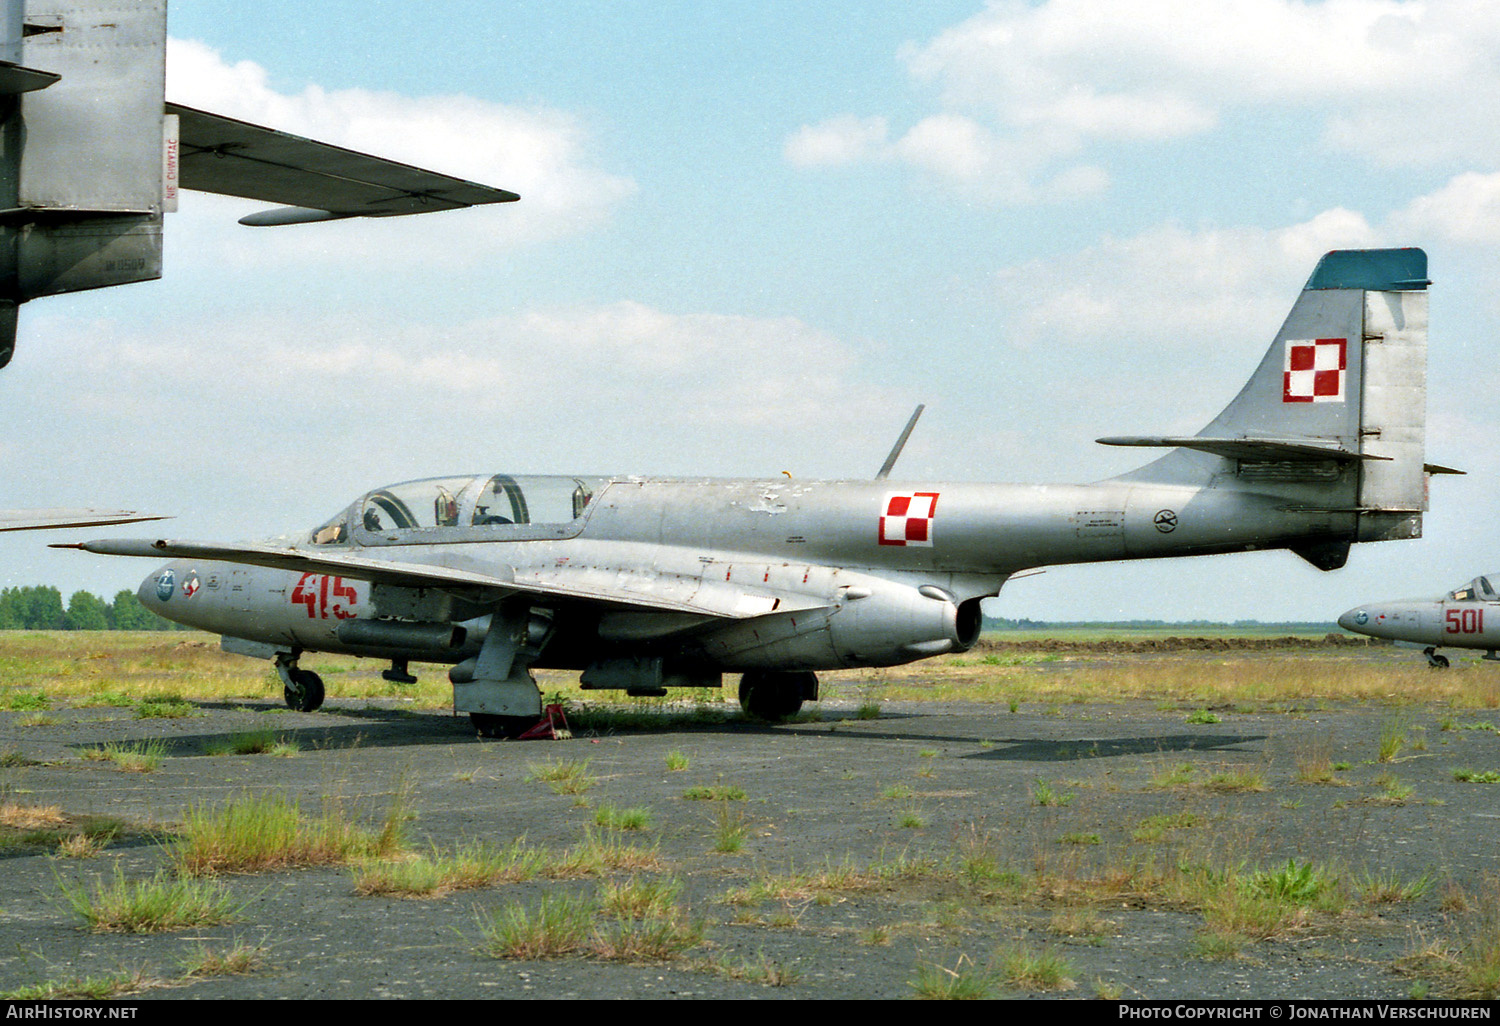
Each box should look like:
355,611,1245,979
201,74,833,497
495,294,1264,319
283,668,325,712
1431,654,1451,669
470,713,535,739
738,670,812,721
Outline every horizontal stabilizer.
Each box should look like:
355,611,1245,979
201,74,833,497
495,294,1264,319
167,102,520,220
0,61,58,94
1097,436,1386,463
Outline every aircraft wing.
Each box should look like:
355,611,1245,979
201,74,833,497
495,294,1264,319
167,103,520,225
0,510,165,532
57,539,823,621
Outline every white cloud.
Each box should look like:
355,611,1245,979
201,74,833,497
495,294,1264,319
992,208,1380,348
1389,172,1500,245
787,0,1500,201
783,115,890,167
20,300,902,485
165,38,635,262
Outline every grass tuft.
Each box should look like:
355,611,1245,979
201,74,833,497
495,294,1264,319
58,866,243,933
475,891,596,959
1030,779,1074,806
171,789,408,875
594,803,653,831
683,783,746,801
206,730,299,757
526,758,595,795
909,956,996,1000
85,739,166,773
179,940,269,977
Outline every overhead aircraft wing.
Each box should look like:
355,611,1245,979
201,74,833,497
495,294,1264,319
167,102,520,225
56,539,823,621
0,510,165,532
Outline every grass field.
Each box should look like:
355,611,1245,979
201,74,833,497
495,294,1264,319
3,630,1500,999
1,630,1496,716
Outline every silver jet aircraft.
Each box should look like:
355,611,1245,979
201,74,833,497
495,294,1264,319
63,248,1446,735
0,0,517,367
1339,576,1498,667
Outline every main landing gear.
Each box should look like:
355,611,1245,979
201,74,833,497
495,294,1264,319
1423,647,1451,669
738,670,818,722
275,653,326,711
470,713,539,739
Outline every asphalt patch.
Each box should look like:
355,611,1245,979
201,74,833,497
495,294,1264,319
0,695,1496,1000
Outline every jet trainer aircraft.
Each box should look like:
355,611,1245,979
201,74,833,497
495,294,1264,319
1339,575,1498,668
63,248,1446,736
0,0,517,367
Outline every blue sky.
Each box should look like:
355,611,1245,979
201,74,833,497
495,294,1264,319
2,0,1498,622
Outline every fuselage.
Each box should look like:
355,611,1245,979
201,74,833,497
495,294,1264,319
138,472,1356,673
1339,574,1500,653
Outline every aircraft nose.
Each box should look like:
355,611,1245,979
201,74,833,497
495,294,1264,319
1338,606,1371,634
137,564,174,613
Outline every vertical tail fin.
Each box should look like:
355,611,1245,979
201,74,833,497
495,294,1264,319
1100,247,1433,555
0,0,167,365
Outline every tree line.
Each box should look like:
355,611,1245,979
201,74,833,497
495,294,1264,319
0,585,188,631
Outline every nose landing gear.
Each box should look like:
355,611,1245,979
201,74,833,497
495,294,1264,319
275,652,326,711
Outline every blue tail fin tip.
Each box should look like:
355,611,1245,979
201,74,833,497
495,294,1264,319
1305,248,1428,292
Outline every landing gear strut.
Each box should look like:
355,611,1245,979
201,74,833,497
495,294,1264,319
738,670,817,721
275,653,326,711
1423,646,1451,669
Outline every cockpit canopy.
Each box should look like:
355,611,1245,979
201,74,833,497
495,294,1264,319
309,474,607,546
1448,575,1500,603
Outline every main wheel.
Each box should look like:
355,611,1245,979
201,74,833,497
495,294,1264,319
283,668,325,712
738,670,814,721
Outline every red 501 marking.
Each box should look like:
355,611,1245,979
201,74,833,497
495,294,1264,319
1445,607,1484,634
291,574,359,620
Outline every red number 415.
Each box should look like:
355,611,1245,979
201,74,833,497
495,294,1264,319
291,574,358,620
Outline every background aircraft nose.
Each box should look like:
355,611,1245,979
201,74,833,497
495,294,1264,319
1337,607,1366,632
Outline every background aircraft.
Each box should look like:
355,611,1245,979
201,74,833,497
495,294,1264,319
0,0,517,368
63,248,1446,734
0,509,160,532
1339,575,1500,667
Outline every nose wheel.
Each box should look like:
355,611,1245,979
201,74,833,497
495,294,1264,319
275,653,326,711
1423,647,1451,669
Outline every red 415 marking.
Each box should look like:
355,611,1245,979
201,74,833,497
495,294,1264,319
291,574,358,620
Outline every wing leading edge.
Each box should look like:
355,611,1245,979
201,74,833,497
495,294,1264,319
168,103,520,225
56,539,825,623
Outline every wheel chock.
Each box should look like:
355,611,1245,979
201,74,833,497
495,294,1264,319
517,704,572,741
